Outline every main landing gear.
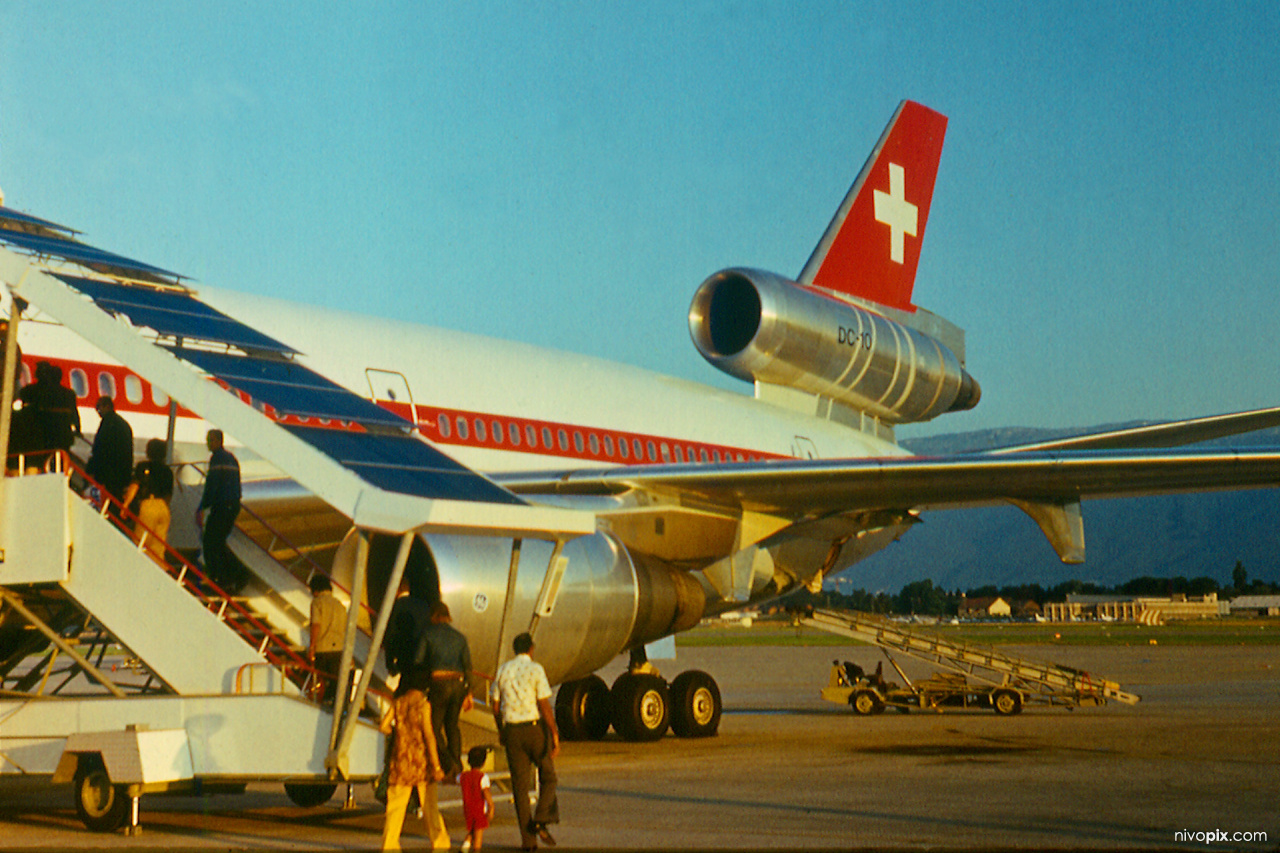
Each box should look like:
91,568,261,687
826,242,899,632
555,650,723,742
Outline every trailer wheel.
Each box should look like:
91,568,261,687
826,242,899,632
284,782,338,808
669,670,722,738
850,689,882,716
991,688,1023,716
74,756,129,833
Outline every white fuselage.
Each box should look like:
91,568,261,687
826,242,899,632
18,284,906,476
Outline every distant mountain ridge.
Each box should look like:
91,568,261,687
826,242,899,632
840,424,1280,593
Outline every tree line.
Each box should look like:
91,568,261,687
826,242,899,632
780,561,1279,618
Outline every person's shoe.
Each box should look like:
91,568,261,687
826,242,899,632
532,822,556,847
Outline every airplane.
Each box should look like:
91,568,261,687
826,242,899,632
3,99,1280,746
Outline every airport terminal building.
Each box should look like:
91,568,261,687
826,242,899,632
1045,593,1224,622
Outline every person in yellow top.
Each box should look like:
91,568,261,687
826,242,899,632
307,575,346,705
123,439,174,560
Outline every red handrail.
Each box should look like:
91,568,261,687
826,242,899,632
179,460,378,621
18,451,322,693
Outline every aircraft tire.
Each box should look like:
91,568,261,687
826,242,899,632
669,670,721,738
991,688,1023,716
284,782,338,808
555,674,612,741
850,689,882,716
74,757,129,833
610,672,670,742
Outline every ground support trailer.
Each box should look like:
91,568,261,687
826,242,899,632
803,608,1140,715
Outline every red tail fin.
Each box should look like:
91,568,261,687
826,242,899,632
798,101,947,313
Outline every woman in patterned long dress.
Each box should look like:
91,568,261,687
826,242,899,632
380,684,450,850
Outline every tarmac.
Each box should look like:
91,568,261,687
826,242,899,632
1,641,1277,851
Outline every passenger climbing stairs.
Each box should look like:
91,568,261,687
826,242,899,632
0,452,380,700
0,455,389,829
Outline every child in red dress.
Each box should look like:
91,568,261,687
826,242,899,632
458,745,494,851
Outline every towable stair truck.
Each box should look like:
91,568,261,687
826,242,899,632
804,609,1140,715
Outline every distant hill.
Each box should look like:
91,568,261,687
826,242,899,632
839,424,1280,593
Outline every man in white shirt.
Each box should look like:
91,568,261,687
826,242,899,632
490,632,560,850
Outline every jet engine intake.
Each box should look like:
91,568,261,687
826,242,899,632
688,268,980,423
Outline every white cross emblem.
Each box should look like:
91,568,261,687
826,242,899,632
873,162,918,265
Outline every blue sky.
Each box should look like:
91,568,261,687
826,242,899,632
2,2,1278,438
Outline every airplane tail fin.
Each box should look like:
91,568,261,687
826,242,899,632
798,100,948,313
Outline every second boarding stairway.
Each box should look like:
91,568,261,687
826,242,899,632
803,608,1141,710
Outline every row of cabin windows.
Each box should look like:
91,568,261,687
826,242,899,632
37,365,747,464
434,412,741,463
42,367,169,409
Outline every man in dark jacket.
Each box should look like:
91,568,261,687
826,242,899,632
85,396,133,505
420,602,474,778
21,361,81,469
197,429,247,594
385,587,433,692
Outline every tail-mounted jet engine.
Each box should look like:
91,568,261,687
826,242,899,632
689,268,980,423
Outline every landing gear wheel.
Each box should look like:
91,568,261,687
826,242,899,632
556,674,612,741
284,782,338,808
991,688,1023,716
850,689,883,716
611,672,670,741
74,758,130,833
669,670,722,738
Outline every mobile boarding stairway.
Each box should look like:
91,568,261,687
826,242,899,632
0,455,390,831
802,608,1140,715
0,219,591,833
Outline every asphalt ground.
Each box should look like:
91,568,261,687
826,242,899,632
1,641,1277,851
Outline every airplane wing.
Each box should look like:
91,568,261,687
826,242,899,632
498,445,1280,512
496,442,1280,564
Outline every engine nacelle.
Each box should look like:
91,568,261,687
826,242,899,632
689,268,980,423
334,529,705,687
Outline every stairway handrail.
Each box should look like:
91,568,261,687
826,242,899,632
179,460,378,622
31,451,322,692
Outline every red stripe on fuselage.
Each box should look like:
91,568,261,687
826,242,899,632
21,354,192,418
26,355,784,466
